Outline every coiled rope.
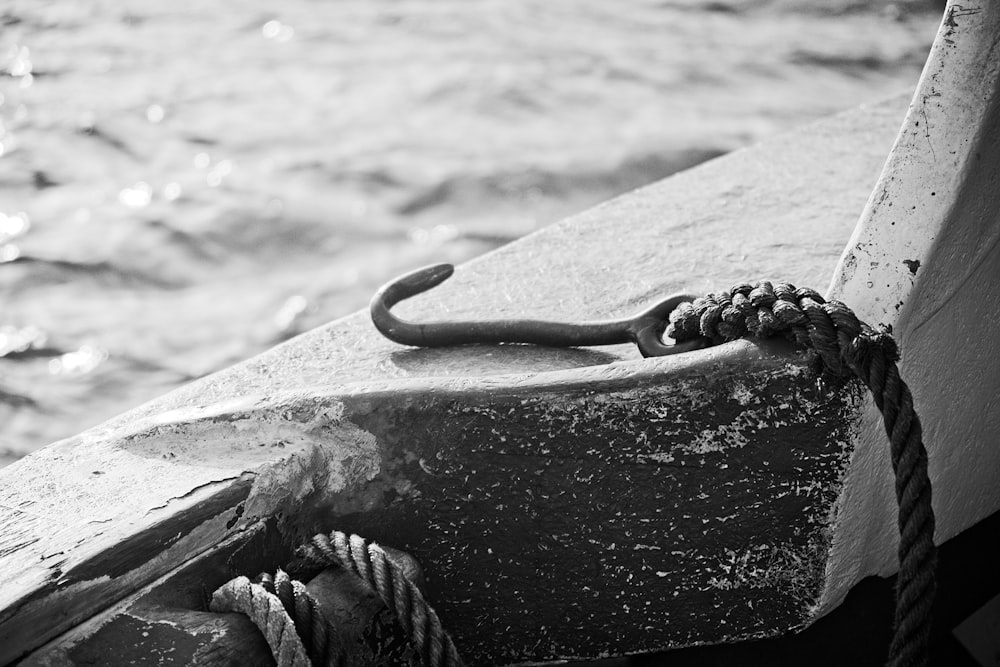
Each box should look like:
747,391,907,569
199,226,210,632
211,531,463,667
667,281,936,667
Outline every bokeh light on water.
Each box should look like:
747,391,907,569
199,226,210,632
0,1,942,464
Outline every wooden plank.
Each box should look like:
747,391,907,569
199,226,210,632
0,92,908,664
19,344,865,665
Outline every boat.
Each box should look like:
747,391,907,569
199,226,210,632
2,1,998,664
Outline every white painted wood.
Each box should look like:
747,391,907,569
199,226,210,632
823,1,1000,612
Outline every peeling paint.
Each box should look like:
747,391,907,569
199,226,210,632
119,396,380,529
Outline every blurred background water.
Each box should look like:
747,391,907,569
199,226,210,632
0,0,942,465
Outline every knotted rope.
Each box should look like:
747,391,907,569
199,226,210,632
212,531,463,667
667,281,936,667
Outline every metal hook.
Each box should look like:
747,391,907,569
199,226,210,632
370,263,707,357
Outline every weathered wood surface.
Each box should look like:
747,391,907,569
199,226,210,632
2,84,913,666
822,1,1000,613
10,346,867,665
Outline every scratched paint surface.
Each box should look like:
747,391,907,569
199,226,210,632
340,358,865,663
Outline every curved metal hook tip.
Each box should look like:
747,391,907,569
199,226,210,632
370,262,708,356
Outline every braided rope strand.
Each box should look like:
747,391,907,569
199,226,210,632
668,281,936,667
210,576,311,667
296,531,465,667
255,569,343,667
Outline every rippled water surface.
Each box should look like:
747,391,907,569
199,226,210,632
0,1,942,463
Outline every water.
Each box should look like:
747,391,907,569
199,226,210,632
0,1,942,465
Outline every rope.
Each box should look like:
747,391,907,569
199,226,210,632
293,531,465,667
210,576,311,667
667,281,936,667
212,532,463,667
254,569,344,667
